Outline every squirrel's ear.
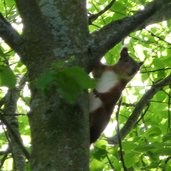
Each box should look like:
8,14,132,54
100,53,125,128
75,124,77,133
120,47,129,59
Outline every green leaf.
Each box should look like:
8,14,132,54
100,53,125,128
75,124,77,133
36,71,55,91
135,144,156,152
95,140,107,149
64,66,96,89
93,148,107,160
122,141,137,152
163,132,171,142
36,65,96,103
55,66,95,103
112,156,122,171
124,151,137,168
90,159,104,171
156,148,171,156
0,65,16,88
55,70,82,103
146,126,162,137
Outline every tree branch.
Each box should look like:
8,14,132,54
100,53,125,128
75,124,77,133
1,74,30,169
14,0,43,28
90,0,171,67
0,111,30,160
0,13,25,58
0,148,10,169
141,3,171,28
109,74,171,144
88,0,116,24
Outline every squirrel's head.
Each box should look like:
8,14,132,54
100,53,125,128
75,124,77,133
115,47,143,80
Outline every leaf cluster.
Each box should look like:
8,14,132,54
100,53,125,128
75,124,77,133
36,61,96,103
89,0,171,170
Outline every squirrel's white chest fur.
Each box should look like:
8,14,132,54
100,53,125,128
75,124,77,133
89,71,119,112
96,71,119,93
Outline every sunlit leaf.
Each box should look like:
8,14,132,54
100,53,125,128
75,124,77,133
0,65,16,88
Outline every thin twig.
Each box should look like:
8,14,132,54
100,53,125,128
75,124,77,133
135,104,150,125
141,68,171,73
146,29,171,46
116,98,127,171
0,111,30,160
88,0,116,24
106,154,115,170
0,148,10,169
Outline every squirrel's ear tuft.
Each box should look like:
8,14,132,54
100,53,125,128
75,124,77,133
120,47,129,58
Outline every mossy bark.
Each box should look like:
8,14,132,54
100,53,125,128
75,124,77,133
15,0,90,170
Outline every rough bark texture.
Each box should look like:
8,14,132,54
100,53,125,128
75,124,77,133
4,89,26,171
15,0,90,170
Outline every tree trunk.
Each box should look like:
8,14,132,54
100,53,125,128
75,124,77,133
29,90,89,170
15,0,90,170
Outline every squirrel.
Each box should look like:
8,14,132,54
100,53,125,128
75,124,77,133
89,47,142,144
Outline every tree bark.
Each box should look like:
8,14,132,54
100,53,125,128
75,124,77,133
4,89,26,171
15,0,90,170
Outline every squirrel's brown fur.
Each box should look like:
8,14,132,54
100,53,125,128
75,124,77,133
89,47,142,143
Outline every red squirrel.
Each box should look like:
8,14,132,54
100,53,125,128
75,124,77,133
89,47,142,143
